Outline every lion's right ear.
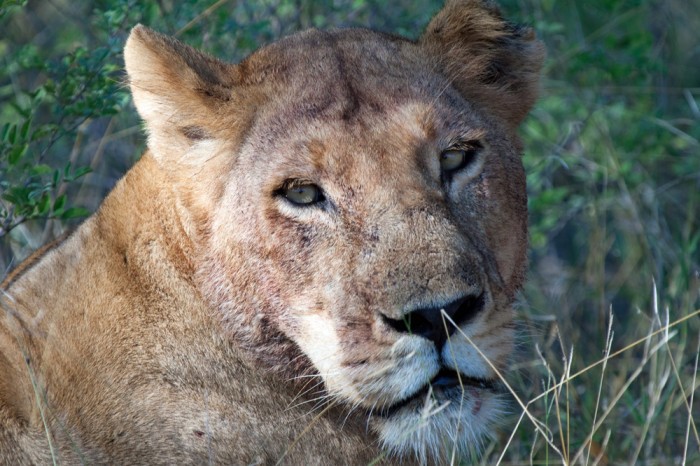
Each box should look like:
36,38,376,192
420,0,545,129
124,25,237,158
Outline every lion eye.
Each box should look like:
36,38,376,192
439,149,475,173
281,183,325,206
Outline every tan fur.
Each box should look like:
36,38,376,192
0,1,543,464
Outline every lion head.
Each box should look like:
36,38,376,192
124,0,544,462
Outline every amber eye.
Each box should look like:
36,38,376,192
280,183,325,206
439,149,475,173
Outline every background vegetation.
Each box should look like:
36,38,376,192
1,0,698,464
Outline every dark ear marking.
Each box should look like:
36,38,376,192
196,87,232,102
180,126,210,141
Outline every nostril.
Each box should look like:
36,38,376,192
383,310,433,337
450,292,485,329
383,292,485,348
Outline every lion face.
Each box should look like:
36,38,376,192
125,2,543,462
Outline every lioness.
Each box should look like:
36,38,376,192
0,0,543,464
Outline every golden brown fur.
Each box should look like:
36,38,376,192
0,1,543,464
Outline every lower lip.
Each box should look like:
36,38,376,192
431,368,463,388
379,370,493,417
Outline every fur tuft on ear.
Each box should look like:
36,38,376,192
124,25,237,158
420,0,545,128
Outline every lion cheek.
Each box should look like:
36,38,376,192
292,313,354,395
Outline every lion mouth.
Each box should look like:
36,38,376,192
377,368,500,418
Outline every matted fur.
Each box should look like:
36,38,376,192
0,1,543,464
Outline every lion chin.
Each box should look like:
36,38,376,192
377,386,505,464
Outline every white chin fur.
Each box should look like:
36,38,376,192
374,388,504,465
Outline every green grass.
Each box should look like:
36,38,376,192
2,0,699,464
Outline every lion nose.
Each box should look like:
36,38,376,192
383,293,485,349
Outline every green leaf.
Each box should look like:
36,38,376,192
3,186,31,205
30,164,53,176
53,194,66,212
7,125,17,144
64,165,91,182
0,0,27,19
60,207,90,219
28,188,48,201
31,124,58,141
8,143,28,165
19,117,31,140
1,192,19,205
36,193,51,216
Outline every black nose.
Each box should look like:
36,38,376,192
383,293,485,349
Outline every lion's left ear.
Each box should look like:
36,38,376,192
420,0,545,128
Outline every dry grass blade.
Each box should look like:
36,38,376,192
440,309,566,462
175,0,231,36
584,309,614,466
530,309,700,406
683,333,700,465
571,317,678,464
274,399,340,466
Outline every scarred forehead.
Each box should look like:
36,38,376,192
232,27,495,200
239,27,472,129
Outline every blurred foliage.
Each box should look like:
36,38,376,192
519,0,699,334
1,0,699,463
513,0,700,462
